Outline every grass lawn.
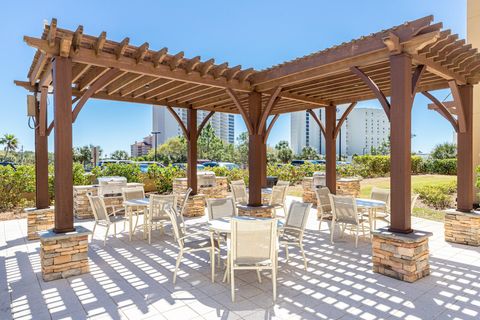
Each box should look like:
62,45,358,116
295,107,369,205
287,174,456,222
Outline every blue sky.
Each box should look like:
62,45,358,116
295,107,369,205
0,0,467,156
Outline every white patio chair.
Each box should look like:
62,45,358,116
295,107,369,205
177,187,192,224
370,187,390,228
122,186,145,231
279,201,312,270
207,197,237,220
269,185,288,217
167,207,219,284
315,187,333,230
329,194,368,248
147,194,177,244
87,193,125,246
231,179,246,186
229,218,278,302
276,180,290,187
231,183,248,205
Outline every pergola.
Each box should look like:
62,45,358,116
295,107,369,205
16,16,480,235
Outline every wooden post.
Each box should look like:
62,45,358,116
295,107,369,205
35,90,50,209
457,84,474,212
260,131,267,187
389,53,413,234
187,108,198,195
52,56,74,233
248,92,263,206
325,106,337,193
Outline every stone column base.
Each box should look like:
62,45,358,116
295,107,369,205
237,204,274,218
40,226,91,281
182,194,206,217
336,178,361,197
25,206,55,240
301,177,316,203
372,227,432,283
444,209,480,246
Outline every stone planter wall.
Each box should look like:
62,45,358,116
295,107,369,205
181,194,206,217
237,204,273,218
40,226,91,281
444,209,480,246
26,207,55,240
372,228,432,283
73,183,143,219
302,177,362,203
173,177,228,199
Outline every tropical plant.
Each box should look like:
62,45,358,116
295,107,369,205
110,150,130,160
275,140,293,163
298,146,319,160
431,142,457,159
0,133,19,161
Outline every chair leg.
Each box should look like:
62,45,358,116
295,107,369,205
318,214,323,231
300,243,307,270
256,269,262,283
361,222,366,240
230,266,235,302
340,224,346,238
92,222,97,240
272,264,277,302
330,220,335,244
104,225,110,246
355,225,359,248
211,246,215,283
285,245,290,261
148,223,152,245
173,250,183,284
113,222,117,238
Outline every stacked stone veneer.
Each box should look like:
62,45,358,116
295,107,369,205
40,226,91,281
444,209,480,246
173,177,228,199
302,177,362,203
372,228,432,283
73,183,143,219
26,207,55,240
237,205,273,218
182,194,206,217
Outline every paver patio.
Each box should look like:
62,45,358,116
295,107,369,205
2,196,480,320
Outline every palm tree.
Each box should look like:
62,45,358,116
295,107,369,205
0,134,19,161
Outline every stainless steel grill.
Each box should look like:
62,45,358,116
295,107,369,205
312,171,326,188
198,171,216,187
97,176,127,196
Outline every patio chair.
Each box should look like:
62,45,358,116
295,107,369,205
370,187,390,228
177,187,192,224
279,201,312,270
269,185,288,217
167,207,219,284
207,197,236,220
231,183,248,205
147,194,177,244
276,180,290,187
229,218,278,302
231,179,246,186
122,186,146,231
87,193,126,246
329,194,368,248
315,187,333,230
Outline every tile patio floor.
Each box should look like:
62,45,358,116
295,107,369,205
1,196,480,320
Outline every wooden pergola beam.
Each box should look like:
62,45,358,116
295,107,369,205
166,106,189,138
198,111,215,135
448,80,467,133
334,102,357,139
307,109,326,138
226,88,253,134
422,91,459,132
263,114,279,143
257,86,281,135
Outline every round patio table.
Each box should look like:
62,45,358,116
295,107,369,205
123,197,149,241
355,198,387,234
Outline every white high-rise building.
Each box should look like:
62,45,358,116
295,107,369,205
290,106,389,156
152,106,235,145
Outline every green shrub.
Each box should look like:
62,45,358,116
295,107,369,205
267,163,324,185
147,164,186,193
206,167,249,185
422,159,457,175
96,163,141,182
414,181,456,209
0,165,36,210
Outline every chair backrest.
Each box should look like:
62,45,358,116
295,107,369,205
231,183,248,204
166,205,186,247
178,187,192,215
87,193,109,223
285,201,312,238
411,193,419,212
122,186,145,201
231,218,276,264
315,187,332,214
276,180,290,187
231,180,246,186
329,194,359,225
150,194,177,221
207,197,236,220
371,187,390,205
269,185,287,205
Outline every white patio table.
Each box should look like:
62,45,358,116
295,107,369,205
355,198,387,236
123,197,149,241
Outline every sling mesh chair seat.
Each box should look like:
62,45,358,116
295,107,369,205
87,193,126,245
167,207,219,284
230,182,248,205
146,194,177,244
122,186,146,231
315,187,333,230
228,218,278,302
329,194,369,248
207,197,237,264
279,201,312,270
269,185,288,218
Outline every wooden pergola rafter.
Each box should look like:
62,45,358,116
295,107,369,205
16,16,480,234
